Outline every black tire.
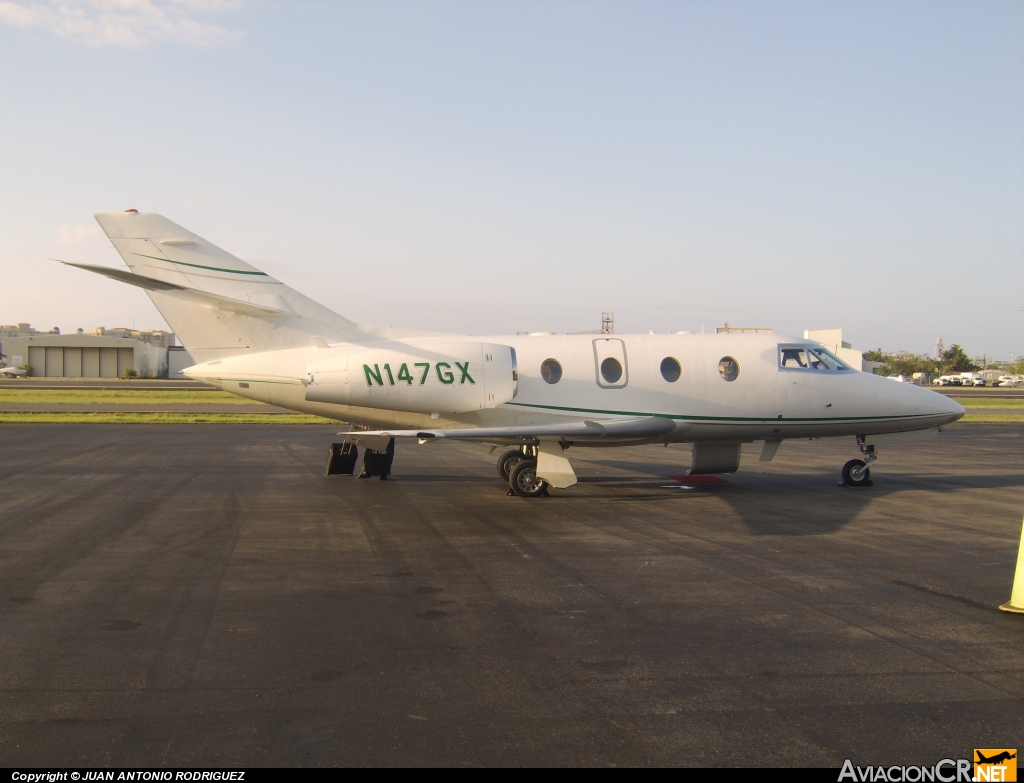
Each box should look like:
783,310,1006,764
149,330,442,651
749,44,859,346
842,458,870,487
509,459,548,498
497,449,524,480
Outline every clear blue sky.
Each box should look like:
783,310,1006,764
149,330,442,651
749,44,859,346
1,1,1021,358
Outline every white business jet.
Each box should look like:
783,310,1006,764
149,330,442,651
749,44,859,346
64,210,964,497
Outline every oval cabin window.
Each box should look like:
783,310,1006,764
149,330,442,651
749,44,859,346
718,356,740,382
541,358,563,384
600,357,623,384
660,357,682,382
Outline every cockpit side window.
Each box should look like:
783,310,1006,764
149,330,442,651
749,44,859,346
780,347,809,369
779,344,853,372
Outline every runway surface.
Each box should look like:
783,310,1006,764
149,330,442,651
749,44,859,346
1,423,1022,766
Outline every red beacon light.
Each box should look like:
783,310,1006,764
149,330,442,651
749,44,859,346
124,208,139,214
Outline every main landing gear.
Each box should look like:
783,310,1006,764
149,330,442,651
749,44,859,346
841,438,877,487
497,446,549,498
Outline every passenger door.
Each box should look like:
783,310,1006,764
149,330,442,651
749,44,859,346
593,338,628,389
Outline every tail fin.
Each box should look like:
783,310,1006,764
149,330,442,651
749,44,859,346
91,211,362,363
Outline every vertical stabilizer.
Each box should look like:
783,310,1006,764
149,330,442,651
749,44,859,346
93,211,362,363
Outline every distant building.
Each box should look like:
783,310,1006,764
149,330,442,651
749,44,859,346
803,328,879,373
167,346,196,379
84,326,176,347
1,323,187,379
2,323,61,339
716,323,772,334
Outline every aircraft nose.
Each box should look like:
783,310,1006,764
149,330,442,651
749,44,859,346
931,390,965,421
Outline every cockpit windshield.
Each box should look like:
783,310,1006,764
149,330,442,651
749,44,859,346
778,344,854,372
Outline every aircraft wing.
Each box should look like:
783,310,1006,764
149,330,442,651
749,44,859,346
341,416,677,449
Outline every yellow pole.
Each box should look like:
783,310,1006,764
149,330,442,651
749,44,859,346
1000,514,1024,614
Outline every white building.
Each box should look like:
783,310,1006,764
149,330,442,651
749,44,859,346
1,324,185,378
804,328,880,373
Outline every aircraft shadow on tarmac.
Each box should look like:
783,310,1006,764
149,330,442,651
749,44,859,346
344,457,1024,537
538,456,1024,537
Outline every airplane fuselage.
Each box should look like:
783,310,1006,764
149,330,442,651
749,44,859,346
186,331,964,444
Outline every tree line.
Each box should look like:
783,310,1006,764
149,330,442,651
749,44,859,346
862,344,986,377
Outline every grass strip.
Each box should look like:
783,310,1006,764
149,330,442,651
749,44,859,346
950,397,1024,408
0,389,260,405
960,414,1024,423
0,412,338,424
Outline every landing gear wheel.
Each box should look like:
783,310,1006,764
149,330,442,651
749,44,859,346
509,459,548,498
497,449,525,480
842,458,871,487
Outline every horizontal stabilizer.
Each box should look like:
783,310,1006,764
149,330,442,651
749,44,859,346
342,416,677,447
59,261,185,291
61,260,288,317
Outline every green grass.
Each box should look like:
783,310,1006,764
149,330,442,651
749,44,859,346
0,389,260,405
951,397,1024,408
0,412,338,424
960,413,1024,422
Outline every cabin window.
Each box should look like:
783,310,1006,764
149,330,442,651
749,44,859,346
660,357,682,382
541,358,563,384
601,357,623,384
779,344,853,372
238,381,249,389
718,357,740,382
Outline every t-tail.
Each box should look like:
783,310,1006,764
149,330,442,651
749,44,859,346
65,211,424,364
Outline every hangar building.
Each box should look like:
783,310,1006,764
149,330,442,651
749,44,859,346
1,324,192,379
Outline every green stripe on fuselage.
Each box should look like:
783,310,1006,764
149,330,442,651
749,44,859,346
505,401,936,423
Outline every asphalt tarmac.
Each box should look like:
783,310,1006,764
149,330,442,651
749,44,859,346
1,423,1022,767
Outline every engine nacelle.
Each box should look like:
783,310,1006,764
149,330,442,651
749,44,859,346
305,341,517,414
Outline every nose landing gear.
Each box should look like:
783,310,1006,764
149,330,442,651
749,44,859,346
841,439,876,487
